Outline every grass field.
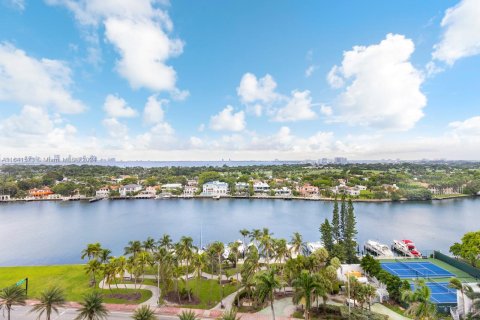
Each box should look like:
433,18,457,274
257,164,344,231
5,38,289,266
381,258,478,283
0,265,151,304
179,278,238,309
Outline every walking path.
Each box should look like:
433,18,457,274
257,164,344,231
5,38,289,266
256,297,295,317
371,304,411,320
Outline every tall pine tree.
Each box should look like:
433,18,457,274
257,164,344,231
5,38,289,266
331,197,340,242
320,218,334,253
344,198,358,263
340,194,347,240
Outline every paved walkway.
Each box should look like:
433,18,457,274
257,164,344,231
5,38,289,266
256,297,295,317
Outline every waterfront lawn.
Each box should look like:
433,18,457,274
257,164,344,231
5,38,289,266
102,288,152,304
0,265,150,304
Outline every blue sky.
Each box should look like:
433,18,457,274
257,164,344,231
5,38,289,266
0,0,479,160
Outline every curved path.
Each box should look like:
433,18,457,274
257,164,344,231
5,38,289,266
99,279,160,307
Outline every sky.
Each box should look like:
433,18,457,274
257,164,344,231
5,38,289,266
0,0,479,161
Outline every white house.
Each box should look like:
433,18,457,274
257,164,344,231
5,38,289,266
346,187,361,196
184,185,198,196
274,187,292,196
145,186,159,195
95,186,110,198
253,181,270,193
202,181,229,196
235,182,249,193
119,184,142,196
355,185,367,191
161,183,183,193
0,194,10,201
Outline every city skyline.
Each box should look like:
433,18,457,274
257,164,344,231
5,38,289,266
1,0,480,160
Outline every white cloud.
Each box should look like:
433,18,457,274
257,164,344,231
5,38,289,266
189,136,203,148
0,42,85,113
47,0,184,93
102,117,128,139
449,116,480,136
143,95,168,124
210,105,246,132
103,94,137,118
273,90,317,122
305,65,317,78
104,17,183,91
237,73,278,104
328,33,426,131
0,105,77,147
320,104,333,116
432,0,480,65
326,65,344,88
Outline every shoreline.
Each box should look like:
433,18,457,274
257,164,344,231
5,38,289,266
0,194,476,204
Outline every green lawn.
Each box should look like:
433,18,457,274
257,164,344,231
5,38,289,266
0,265,151,304
178,278,238,309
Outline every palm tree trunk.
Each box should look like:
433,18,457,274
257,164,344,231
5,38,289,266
186,259,191,302
270,298,276,320
7,306,11,320
157,262,160,304
236,254,240,307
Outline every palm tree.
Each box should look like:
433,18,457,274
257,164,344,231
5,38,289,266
143,237,156,252
239,229,250,258
0,285,27,320
256,268,281,320
115,256,128,289
191,252,205,299
292,270,320,320
273,238,289,264
81,243,102,261
259,230,273,266
159,234,173,249
177,236,196,302
136,251,153,285
210,241,225,304
465,285,480,318
30,286,66,320
102,259,117,290
450,278,466,317
290,232,306,257
250,229,262,247
85,259,102,287
132,305,156,320
124,240,143,259
99,249,111,264
75,292,109,320
401,279,436,320
177,310,198,320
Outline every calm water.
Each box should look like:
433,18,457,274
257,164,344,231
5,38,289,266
0,198,478,266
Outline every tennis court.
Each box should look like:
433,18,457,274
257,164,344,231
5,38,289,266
380,261,454,279
410,282,457,304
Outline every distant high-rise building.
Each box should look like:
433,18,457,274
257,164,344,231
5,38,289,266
334,157,348,165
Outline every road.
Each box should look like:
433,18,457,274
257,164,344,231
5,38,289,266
8,306,180,320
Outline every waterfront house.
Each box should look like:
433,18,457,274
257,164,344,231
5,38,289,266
235,182,249,193
202,181,229,196
184,185,198,196
145,186,160,195
296,184,319,197
95,186,110,198
0,194,10,201
274,187,292,196
119,184,142,196
28,187,54,198
253,181,270,194
161,183,183,193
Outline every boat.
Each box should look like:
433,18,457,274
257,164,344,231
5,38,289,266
155,194,171,199
212,195,221,200
364,240,394,257
392,239,422,257
89,197,102,203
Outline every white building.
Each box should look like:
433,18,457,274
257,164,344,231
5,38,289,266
274,187,292,196
184,185,198,196
145,186,159,195
161,183,183,193
95,186,110,198
253,181,270,193
0,195,10,201
355,185,367,191
119,184,142,196
235,182,249,193
202,181,229,196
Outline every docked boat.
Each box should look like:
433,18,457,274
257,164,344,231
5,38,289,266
212,195,221,200
392,239,421,257
155,194,171,199
364,240,394,257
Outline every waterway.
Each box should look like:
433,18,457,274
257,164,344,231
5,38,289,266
0,198,478,266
